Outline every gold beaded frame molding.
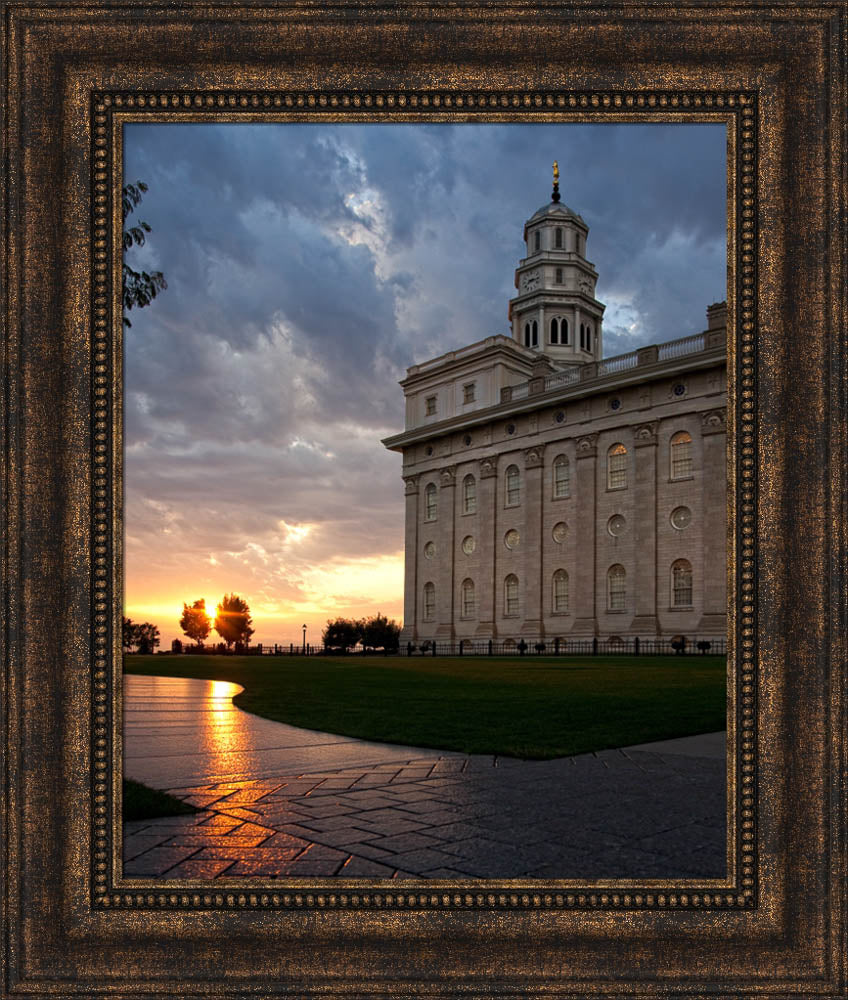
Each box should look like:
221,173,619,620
3,5,846,998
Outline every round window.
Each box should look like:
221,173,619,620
504,529,520,550
610,398,621,411
670,506,692,530
673,383,686,397
425,445,433,456
607,514,627,537
461,535,476,555
463,434,472,446
555,411,565,423
423,541,436,559
552,522,568,544
506,423,516,435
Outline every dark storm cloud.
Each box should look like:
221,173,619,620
123,122,725,618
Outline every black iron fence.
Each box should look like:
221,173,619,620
406,636,726,657
157,636,726,657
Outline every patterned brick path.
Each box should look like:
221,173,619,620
123,675,726,880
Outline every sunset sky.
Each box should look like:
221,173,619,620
122,122,726,647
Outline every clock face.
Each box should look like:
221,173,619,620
522,270,540,292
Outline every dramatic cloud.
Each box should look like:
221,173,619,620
123,122,726,645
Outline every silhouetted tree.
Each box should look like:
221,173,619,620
213,593,254,649
122,617,160,653
361,613,401,652
122,180,167,328
322,618,362,652
135,622,161,654
180,598,212,647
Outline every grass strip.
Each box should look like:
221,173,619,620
124,653,726,759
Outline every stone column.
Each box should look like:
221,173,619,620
436,465,457,639
522,445,545,637
571,433,599,635
400,473,419,644
630,422,660,636
699,410,728,635
476,455,498,638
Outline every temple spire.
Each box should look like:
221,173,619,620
551,160,561,203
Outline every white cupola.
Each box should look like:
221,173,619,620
508,162,605,367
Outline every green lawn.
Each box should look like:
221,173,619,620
123,777,199,822
124,653,727,759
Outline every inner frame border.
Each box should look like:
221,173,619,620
95,92,753,913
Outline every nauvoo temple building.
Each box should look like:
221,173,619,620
383,168,727,648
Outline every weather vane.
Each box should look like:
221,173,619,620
551,160,561,203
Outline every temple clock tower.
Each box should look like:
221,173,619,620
508,162,605,368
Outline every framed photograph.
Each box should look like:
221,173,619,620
2,4,845,997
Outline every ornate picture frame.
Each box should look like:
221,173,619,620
2,4,845,996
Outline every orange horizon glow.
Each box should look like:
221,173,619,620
125,550,405,650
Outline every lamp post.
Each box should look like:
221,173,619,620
302,623,307,655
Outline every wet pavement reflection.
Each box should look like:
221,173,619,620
123,674,726,880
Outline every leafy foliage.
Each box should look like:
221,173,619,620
122,180,167,328
180,598,212,646
213,593,254,649
122,617,160,654
360,613,401,652
322,618,362,652
321,614,401,653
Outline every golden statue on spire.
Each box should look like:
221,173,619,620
551,160,561,203
553,160,559,183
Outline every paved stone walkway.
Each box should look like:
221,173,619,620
123,675,726,880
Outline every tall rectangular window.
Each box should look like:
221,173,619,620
463,382,475,404
425,395,437,416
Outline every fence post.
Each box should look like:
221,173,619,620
592,636,598,655
554,637,560,656
432,641,437,657
459,640,463,656
634,636,640,656
289,643,293,655
488,639,493,656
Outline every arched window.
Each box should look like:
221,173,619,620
462,474,476,514
505,465,520,506
555,227,563,248
424,482,438,521
555,267,563,284
607,443,628,490
534,231,541,251
671,560,693,607
670,430,693,480
423,582,436,621
579,323,585,350
552,570,569,613
607,565,626,611
532,320,538,347
504,575,519,617
524,322,531,347
586,325,592,351
461,578,476,619
562,317,569,344
553,455,570,498
550,317,559,344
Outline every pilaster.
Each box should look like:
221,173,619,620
400,473,419,643
521,445,545,636
629,422,661,636
476,455,499,637
436,465,457,639
571,433,599,635
699,410,727,634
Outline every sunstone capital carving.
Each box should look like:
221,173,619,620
523,446,544,469
575,433,599,459
479,455,499,479
440,465,457,487
700,409,726,435
403,474,420,495
633,420,659,448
